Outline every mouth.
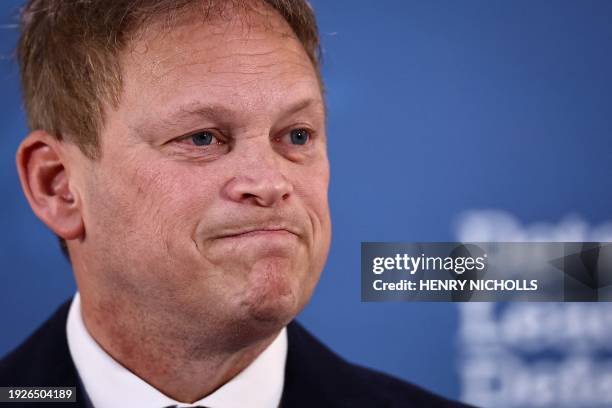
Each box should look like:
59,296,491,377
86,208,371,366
216,227,299,240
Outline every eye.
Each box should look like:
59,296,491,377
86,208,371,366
289,128,311,145
167,129,228,160
190,131,215,146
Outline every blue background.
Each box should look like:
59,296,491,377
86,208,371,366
1,0,611,402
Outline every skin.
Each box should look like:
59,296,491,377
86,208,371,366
17,3,331,403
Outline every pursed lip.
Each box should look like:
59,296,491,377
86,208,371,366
215,226,300,239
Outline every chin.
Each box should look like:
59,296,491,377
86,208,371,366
250,286,301,321
241,258,308,328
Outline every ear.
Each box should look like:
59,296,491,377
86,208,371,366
16,130,84,241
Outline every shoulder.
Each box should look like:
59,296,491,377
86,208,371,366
283,321,475,408
0,300,77,386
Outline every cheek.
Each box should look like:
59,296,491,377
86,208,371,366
86,160,218,258
291,161,331,255
295,159,330,222
134,165,222,248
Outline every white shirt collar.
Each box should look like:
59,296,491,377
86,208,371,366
66,293,287,408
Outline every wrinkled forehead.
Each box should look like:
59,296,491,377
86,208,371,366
114,2,323,128
123,2,315,89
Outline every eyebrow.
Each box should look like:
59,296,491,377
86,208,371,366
162,97,325,126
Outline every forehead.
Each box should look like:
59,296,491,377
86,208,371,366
117,4,322,123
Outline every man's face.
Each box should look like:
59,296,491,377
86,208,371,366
71,5,330,337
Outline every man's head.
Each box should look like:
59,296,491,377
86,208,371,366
16,0,331,347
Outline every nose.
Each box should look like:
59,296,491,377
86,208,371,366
223,155,293,207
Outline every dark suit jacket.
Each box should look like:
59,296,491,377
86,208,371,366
0,300,474,407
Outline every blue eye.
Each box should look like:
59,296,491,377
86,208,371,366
191,131,214,146
290,128,310,145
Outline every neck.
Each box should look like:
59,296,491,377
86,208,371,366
79,294,280,403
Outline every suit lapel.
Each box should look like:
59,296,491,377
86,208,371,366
280,321,389,408
0,299,90,407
